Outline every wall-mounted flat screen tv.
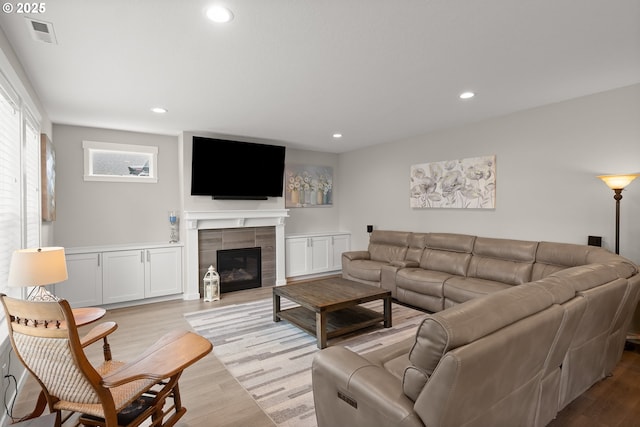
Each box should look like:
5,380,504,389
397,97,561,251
190,136,286,200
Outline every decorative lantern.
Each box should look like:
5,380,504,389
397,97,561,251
203,265,220,302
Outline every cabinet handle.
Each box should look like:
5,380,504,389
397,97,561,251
147,250,150,262
141,251,145,263
97,253,100,267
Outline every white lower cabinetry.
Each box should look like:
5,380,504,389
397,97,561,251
55,244,183,307
285,232,350,279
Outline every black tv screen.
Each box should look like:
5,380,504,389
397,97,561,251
191,136,286,199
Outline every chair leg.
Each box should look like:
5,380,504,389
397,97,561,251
102,336,112,361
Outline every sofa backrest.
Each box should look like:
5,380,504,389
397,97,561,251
419,233,475,276
405,284,563,426
405,233,428,264
532,241,637,281
467,237,538,285
367,230,411,262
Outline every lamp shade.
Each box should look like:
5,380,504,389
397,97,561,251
8,247,68,288
597,174,640,190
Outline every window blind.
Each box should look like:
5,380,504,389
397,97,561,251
24,112,41,248
0,80,21,294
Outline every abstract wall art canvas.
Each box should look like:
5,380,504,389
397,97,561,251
41,134,56,221
410,155,496,209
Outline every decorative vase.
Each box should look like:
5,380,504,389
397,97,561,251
304,190,311,205
291,189,299,204
316,190,323,205
310,190,317,205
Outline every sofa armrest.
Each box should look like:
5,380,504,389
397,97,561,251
312,346,423,427
381,264,403,298
390,260,419,268
342,251,371,261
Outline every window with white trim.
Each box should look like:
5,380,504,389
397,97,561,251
0,70,41,300
0,79,21,297
83,140,158,183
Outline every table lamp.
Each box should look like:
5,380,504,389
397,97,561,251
8,247,68,301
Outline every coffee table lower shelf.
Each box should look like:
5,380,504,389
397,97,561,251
276,305,385,348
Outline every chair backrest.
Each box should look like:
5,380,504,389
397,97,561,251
0,295,109,407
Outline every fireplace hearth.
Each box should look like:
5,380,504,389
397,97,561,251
216,247,262,293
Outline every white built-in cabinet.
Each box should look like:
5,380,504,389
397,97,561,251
285,232,350,279
55,244,183,307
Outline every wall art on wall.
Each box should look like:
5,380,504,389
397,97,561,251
410,155,496,209
285,164,333,208
41,134,56,221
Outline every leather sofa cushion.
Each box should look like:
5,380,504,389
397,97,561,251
407,284,553,377
443,276,512,304
549,263,621,293
368,230,411,262
532,241,593,280
425,233,475,253
468,237,537,285
396,268,452,295
346,259,388,282
405,233,428,264
420,249,471,276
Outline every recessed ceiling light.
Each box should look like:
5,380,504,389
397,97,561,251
332,133,343,139
206,5,234,23
151,107,168,114
459,91,475,99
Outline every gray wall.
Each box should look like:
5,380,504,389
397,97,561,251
52,125,180,247
54,128,340,247
339,84,640,264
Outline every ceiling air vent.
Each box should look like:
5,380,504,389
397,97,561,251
25,18,57,44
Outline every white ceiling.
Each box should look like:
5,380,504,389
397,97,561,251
1,0,639,153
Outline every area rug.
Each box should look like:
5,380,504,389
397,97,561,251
184,298,426,427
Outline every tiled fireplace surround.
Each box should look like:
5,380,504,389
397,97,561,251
183,210,288,300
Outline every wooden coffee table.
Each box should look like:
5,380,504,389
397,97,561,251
273,277,392,349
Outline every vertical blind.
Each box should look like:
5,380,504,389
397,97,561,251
24,114,41,248
0,82,21,294
0,71,41,296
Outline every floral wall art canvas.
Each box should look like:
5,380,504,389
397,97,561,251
285,165,333,208
410,155,496,209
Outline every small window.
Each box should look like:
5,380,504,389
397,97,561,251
83,141,158,183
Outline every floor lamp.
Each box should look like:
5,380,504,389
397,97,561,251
597,174,639,254
7,247,68,301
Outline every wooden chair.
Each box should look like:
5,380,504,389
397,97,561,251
0,294,213,427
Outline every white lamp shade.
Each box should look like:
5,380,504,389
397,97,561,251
597,174,640,190
8,247,68,288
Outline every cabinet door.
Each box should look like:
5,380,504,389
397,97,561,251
145,247,182,298
102,250,145,304
309,236,331,273
285,237,310,277
330,234,351,270
55,253,102,307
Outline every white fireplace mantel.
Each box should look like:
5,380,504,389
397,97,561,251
183,210,289,300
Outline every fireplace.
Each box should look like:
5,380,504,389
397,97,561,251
183,210,289,300
216,247,262,293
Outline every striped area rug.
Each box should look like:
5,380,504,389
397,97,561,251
184,297,426,427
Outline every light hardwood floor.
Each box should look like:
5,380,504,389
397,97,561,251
8,287,640,427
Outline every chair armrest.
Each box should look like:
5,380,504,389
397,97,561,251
80,321,118,348
312,346,422,427
101,330,212,387
343,251,371,261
